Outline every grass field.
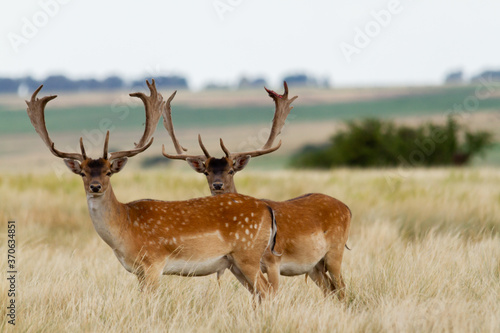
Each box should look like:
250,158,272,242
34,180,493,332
2,84,500,171
2,85,500,134
1,168,499,332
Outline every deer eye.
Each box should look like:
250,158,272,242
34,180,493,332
228,170,235,175
80,172,85,177
203,172,209,176
106,172,112,176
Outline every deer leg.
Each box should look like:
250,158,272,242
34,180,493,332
324,250,346,300
231,256,272,301
308,264,333,296
229,265,254,294
261,251,280,294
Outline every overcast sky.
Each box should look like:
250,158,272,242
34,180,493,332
1,0,498,90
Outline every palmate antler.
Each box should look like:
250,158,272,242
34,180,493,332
262,81,298,149
161,81,297,161
26,80,164,161
26,85,87,161
218,81,297,160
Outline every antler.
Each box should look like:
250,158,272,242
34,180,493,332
262,81,298,149
26,85,86,161
219,138,281,160
27,80,163,162
218,81,296,160
129,79,164,148
106,79,163,160
161,92,210,161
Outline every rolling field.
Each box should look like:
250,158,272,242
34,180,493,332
2,85,500,134
2,84,500,171
1,168,499,332
1,84,500,332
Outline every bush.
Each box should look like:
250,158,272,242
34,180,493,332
290,117,493,168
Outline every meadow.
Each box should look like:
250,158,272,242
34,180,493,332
1,168,499,332
1,84,499,332
2,85,500,135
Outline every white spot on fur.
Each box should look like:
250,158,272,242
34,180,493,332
245,229,249,235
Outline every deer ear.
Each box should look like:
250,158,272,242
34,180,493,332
233,155,251,172
110,158,128,174
186,157,206,173
64,159,82,175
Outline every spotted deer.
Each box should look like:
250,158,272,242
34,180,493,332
161,82,351,299
26,81,279,299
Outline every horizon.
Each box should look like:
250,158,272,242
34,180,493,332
1,0,499,90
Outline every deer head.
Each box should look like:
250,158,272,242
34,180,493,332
26,80,167,196
162,82,297,195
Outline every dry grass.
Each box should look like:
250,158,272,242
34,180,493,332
1,168,499,332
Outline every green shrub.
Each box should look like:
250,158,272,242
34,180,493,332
290,117,493,168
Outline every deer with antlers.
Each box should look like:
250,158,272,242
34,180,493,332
161,82,351,299
26,80,279,299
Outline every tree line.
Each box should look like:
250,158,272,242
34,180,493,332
0,73,329,94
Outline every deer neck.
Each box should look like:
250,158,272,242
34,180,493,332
86,185,127,249
226,180,237,194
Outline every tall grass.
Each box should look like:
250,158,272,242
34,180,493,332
1,168,499,332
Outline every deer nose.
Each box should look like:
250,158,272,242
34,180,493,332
90,183,102,193
213,182,224,191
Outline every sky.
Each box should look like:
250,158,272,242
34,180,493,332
1,0,499,90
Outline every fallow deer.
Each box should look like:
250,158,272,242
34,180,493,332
26,80,278,299
161,82,351,299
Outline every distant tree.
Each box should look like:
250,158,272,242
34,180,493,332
20,76,42,92
0,78,19,93
132,75,188,90
76,79,101,91
282,73,318,87
290,117,494,168
471,70,500,83
444,70,463,84
102,76,124,90
44,75,79,91
204,82,230,90
238,77,267,89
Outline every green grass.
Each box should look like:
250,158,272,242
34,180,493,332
301,86,500,121
3,85,500,135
